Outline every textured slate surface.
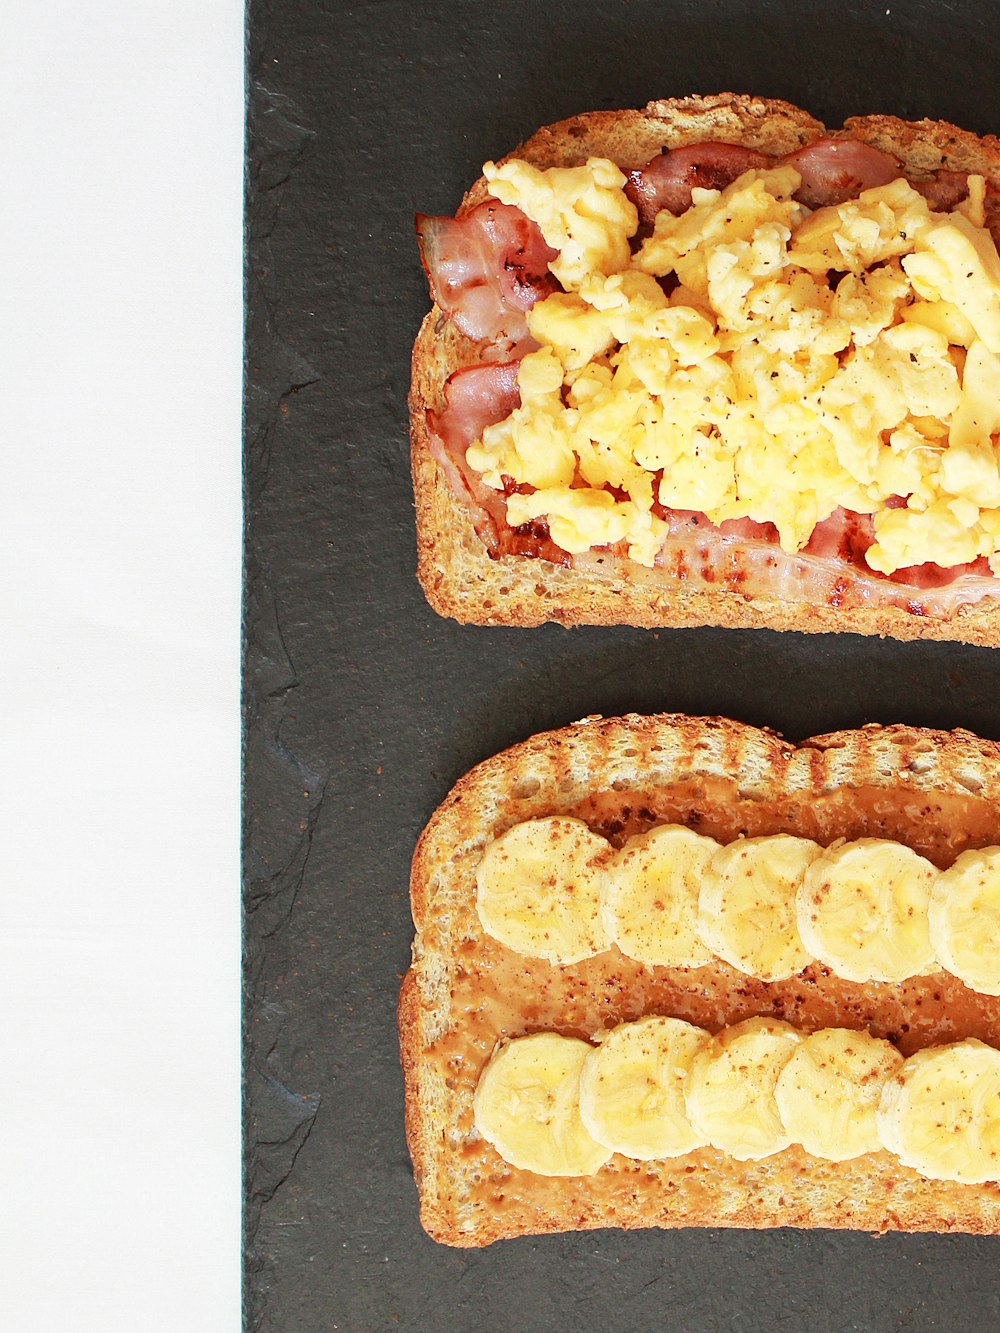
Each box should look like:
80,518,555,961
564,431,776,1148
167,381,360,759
243,2,1000,1327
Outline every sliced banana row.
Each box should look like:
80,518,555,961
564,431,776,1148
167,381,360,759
473,1033,613,1177
476,818,1000,994
474,1018,1000,1184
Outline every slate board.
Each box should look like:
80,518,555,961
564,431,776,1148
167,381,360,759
243,2,1000,1327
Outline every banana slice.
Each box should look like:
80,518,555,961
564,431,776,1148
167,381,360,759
876,1039,1000,1183
697,835,818,981
796,838,937,983
601,825,717,967
473,1033,613,1177
774,1027,904,1161
476,817,612,964
578,1016,710,1160
928,848,1000,995
684,1017,801,1160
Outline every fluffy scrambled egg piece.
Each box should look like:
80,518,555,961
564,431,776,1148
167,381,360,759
484,157,638,291
481,156,1000,574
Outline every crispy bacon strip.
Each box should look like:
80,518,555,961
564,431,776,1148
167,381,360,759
574,508,1000,618
416,202,558,348
625,143,769,226
916,168,972,212
985,185,1000,249
625,137,902,223
782,137,901,207
426,361,571,564
426,361,520,548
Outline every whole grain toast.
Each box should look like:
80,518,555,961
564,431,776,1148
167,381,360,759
410,94,1000,644
399,714,1000,1245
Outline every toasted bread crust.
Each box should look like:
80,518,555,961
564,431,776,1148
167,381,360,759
399,715,1000,1245
410,95,1000,643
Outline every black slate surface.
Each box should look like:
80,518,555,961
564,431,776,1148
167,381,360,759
243,2,1000,1327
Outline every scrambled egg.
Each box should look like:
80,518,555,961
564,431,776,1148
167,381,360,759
484,158,638,291
470,155,1000,574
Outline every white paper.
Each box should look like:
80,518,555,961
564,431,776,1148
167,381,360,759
2,2,244,1327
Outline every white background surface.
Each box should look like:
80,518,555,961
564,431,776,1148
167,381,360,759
2,2,244,1327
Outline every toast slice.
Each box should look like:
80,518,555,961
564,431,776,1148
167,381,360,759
410,94,1000,643
398,714,1000,1245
